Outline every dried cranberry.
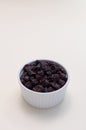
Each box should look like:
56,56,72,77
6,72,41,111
33,85,44,92
31,78,38,85
36,74,41,80
51,82,61,89
25,81,32,89
48,87,54,92
27,70,35,76
46,71,52,75
43,79,50,87
24,75,29,81
37,70,44,76
58,79,65,86
52,74,59,82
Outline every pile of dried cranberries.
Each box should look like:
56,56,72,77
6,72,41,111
20,60,68,92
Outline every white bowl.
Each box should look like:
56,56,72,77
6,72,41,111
18,60,69,108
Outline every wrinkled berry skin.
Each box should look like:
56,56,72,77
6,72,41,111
20,60,68,92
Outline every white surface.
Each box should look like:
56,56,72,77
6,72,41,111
0,0,86,130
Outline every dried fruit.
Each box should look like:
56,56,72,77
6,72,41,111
20,60,68,92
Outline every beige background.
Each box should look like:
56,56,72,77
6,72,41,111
0,0,86,130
